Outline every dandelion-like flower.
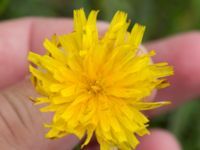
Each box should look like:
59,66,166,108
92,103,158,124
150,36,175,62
28,9,173,150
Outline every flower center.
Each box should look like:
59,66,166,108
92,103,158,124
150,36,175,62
87,80,102,95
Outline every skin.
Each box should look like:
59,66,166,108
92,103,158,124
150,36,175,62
1,17,200,150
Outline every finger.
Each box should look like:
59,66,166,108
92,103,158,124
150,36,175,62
0,80,79,149
76,129,181,150
140,45,157,102
137,129,181,150
0,17,108,88
145,32,200,115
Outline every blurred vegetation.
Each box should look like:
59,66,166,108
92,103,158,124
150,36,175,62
1,0,200,149
1,0,200,40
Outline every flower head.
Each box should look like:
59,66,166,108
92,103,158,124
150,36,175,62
28,9,173,150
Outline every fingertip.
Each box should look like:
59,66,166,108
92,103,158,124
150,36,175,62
145,32,200,114
137,129,181,150
0,18,32,88
31,18,74,53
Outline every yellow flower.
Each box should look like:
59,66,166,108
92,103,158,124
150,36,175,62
28,9,173,150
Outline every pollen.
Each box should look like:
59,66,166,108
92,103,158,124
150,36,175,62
87,80,103,95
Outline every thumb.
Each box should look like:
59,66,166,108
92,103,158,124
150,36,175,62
0,79,79,150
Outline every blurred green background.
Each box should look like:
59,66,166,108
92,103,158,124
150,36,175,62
1,0,200,149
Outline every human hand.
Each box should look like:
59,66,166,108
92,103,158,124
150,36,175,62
1,17,199,150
